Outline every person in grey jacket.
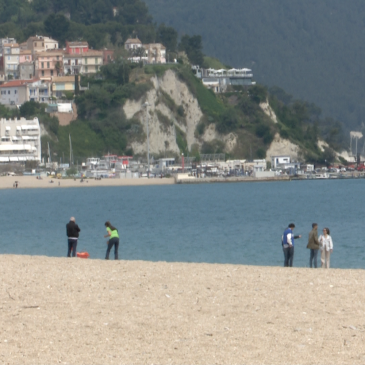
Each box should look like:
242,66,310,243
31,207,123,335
307,223,320,268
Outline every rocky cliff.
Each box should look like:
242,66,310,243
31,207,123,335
123,70,237,156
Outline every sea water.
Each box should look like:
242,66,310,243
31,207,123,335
1,179,364,268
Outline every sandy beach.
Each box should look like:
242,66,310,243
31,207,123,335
0,255,364,364
0,176,175,189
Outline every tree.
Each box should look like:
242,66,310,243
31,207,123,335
178,34,204,66
157,24,178,52
44,14,70,44
55,61,62,76
249,85,268,104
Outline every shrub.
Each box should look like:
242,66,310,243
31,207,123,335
256,148,266,159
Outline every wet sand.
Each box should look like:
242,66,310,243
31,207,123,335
1,255,364,364
0,176,175,189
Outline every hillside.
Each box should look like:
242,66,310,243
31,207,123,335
144,0,365,136
34,63,343,165
0,0,347,164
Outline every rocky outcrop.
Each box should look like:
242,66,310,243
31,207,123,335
266,133,300,162
260,100,278,123
123,69,236,155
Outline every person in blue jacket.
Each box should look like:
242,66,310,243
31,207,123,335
282,223,301,267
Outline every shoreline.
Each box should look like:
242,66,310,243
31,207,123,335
0,175,175,189
1,254,364,364
0,173,363,190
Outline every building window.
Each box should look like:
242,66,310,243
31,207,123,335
14,90,17,94
8,90,10,94
47,62,50,68
41,71,44,76
51,70,54,76
95,58,98,64
85,66,88,73
57,56,59,60
41,62,44,68
85,58,88,65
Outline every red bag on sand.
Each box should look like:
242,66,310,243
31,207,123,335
77,252,90,259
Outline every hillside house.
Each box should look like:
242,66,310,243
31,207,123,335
0,38,16,55
144,43,166,64
102,49,114,65
124,38,142,51
64,54,82,75
19,50,32,64
66,41,89,54
19,62,35,80
26,36,58,54
0,79,51,105
35,49,64,80
3,43,20,80
51,76,75,98
80,50,103,74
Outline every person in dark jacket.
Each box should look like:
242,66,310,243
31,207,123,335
282,223,301,267
307,223,320,268
66,217,81,257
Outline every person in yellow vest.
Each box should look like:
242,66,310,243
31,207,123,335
104,221,119,260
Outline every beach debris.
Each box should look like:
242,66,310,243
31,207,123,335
349,326,357,330
165,294,170,298
330,285,334,288
205,333,213,336
6,289,15,300
22,306,39,309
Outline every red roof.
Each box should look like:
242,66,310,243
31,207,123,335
0,79,40,88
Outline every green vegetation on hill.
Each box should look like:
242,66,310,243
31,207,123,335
144,0,365,136
0,0,155,48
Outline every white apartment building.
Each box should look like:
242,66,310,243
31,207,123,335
271,156,291,168
0,117,41,162
3,43,20,79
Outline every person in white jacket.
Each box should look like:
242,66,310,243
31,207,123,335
318,227,333,268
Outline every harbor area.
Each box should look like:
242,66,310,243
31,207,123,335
0,255,364,364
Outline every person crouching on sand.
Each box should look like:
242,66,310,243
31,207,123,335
282,223,301,267
307,223,320,268
104,221,119,260
66,217,81,257
319,228,333,268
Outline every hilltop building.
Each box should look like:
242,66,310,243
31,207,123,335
192,66,256,93
124,38,142,51
0,117,41,162
125,38,166,64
